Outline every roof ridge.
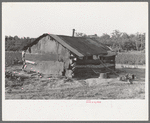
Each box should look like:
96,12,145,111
24,33,110,57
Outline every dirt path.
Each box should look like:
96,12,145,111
5,65,145,100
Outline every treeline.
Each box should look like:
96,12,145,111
5,36,35,51
5,30,145,52
76,30,145,52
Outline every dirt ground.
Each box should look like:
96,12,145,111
5,65,145,100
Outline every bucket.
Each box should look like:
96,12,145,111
99,73,107,79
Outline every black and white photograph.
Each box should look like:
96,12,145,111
2,2,148,121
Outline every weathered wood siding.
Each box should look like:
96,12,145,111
25,61,64,75
25,53,58,61
76,59,101,65
25,35,70,75
72,55,116,77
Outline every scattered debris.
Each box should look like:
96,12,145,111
64,78,73,83
118,73,136,84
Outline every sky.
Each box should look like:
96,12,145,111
2,2,148,38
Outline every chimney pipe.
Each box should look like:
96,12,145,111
72,29,75,37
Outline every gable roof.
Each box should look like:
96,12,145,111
23,33,48,51
25,33,110,57
57,35,109,56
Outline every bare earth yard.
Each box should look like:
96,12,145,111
5,65,145,100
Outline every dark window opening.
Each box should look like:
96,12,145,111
83,56,87,60
99,56,104,60
88,56,93,60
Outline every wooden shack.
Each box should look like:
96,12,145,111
23,33,116,78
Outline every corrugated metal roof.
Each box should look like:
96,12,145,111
57,35,109,56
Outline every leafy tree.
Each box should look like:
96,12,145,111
5,35,35,51
111,30,122,51
5,30,145,52
14,36,19,40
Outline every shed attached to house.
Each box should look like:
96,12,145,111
24,33,116,78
